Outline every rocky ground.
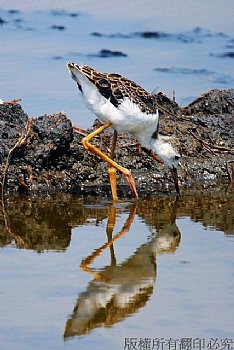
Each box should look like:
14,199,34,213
0,89,233,197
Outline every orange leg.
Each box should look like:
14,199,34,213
80,203,137,281
82,121,138,199
108,130,118,201
106,205,117,266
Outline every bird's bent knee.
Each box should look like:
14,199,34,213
125,169,132,177
108,167,116,175
82,138,89,150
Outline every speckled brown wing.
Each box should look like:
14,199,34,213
78,65,157,114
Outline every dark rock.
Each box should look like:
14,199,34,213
0,103,28,158
52,56,63,60
50,25,66,31
91,49,127,58
90,32,131,39
50,10,79,17
8,9,20,14
133,31,195,43
212,51,234,58
91,32,102,37
14,18,23,23
183,89,234,115
219,52,234,58
50,10,66,16
0,17,7,25
154,67,232,84
134,31,168,39
0,89,233,196
70,13,79,17
0,108,73,192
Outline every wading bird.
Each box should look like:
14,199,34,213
67,62,180,200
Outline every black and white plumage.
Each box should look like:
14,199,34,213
67,62,180,195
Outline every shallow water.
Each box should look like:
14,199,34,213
0,1,234,128
0,187,234,349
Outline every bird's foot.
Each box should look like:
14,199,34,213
125,172,138,198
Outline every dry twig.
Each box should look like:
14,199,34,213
188,129,234,154
0,98,22,105
72,124,88,136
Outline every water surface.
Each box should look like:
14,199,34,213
0,187,233,349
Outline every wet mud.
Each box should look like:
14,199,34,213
0,89,233,196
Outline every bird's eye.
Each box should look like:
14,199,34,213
175,155,180,160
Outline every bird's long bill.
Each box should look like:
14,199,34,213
171,167,180,195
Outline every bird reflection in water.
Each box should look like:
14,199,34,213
64,199,180,339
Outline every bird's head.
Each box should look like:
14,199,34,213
67,61,85,92
152,135,181,195
67,61,79,80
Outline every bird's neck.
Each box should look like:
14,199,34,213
135,132,166,161
150,136,169,164
150,137,162,154
135,127,158,149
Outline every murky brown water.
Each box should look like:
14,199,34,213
0,185,233,349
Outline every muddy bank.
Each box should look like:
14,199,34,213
0,89,233,196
